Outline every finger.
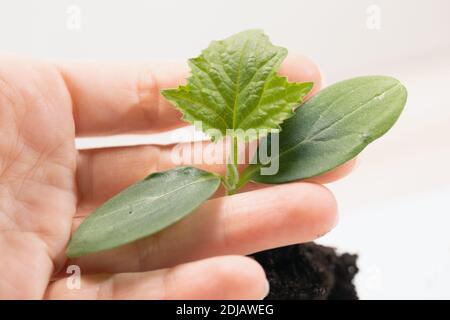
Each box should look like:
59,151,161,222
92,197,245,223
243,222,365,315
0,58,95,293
57,61,189,137
57,54,321,137
305,158,357,184
279,53,322,98
76,142,225,204
76,142,354,204
70,182,337,273
46,256,268,300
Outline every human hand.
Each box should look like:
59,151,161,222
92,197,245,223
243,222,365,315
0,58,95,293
0,55,354,299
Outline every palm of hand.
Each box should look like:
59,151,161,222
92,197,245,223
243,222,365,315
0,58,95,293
0,59,77,298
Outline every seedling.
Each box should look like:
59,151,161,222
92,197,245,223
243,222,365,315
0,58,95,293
66,30,407,258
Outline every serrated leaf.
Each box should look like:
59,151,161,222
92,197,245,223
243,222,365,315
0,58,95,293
162,30,312,140
66,167,220,258
248,76,407,183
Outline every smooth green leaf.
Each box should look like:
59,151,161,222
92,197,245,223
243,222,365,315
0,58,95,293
66,167,220,258
249,76,407,183
161,30,312,140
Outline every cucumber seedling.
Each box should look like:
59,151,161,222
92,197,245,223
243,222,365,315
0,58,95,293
66,30,407,258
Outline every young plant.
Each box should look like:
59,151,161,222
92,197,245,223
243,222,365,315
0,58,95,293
66,30,407,258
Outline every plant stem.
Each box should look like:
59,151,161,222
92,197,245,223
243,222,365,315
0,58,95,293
233,164,260,194
225,135,240,195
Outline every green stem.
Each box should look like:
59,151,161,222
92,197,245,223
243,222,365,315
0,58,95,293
232,164,260,194
225,135,240,195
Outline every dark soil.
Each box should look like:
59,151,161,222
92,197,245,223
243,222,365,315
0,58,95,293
252,242,359,300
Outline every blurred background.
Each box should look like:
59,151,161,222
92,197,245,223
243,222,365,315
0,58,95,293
1,0,449,299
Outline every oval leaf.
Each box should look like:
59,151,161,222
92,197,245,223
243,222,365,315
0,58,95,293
250,76,407,183
66,167,220,257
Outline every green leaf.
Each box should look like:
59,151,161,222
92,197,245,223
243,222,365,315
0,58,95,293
248,76,407,184
162,29,312,141
66,167,220,258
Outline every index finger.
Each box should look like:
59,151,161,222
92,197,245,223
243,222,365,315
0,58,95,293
57,54,321,137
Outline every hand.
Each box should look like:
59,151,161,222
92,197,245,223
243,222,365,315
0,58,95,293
0,54,354,299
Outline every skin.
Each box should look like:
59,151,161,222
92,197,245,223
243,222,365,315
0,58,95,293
0,54,355,299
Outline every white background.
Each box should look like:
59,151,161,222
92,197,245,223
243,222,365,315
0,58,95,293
1,0,449,299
